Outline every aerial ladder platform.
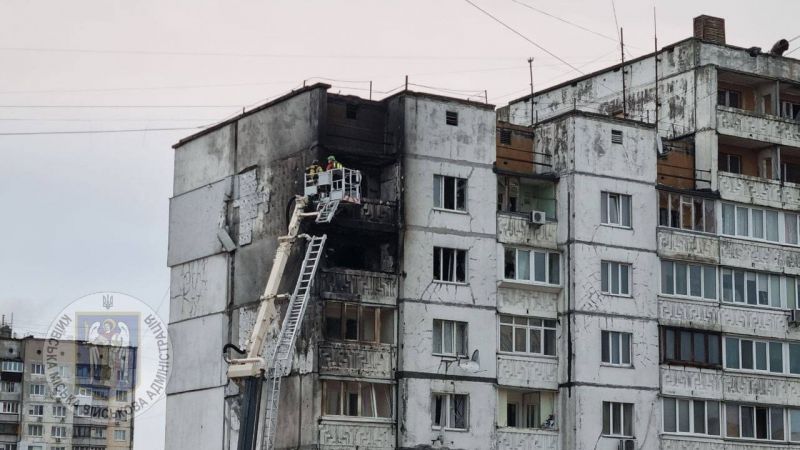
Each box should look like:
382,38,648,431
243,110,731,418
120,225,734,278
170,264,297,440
223,167,361,450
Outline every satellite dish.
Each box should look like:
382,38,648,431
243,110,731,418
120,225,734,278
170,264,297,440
457,349,482,373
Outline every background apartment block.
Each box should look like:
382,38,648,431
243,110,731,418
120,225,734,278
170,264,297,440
0,324,135,450
166,14,800,450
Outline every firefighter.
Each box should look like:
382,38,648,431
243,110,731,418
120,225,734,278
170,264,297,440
326,155,343,171
306,159,323,176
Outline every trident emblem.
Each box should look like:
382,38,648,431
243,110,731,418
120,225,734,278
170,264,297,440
102,294,114,310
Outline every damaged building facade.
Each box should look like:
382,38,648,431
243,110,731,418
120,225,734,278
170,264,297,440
166,15,800,450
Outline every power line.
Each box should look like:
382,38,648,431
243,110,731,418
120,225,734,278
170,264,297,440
0,126,204,136
461,0,584,75
511,0,618,43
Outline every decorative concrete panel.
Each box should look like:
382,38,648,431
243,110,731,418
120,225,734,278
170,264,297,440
497,355,558,390
497,213,558,249
661,367,722,399
318,269,398,306
717,106,800,148
167,177,232,267
169,254,229,322
657,229,719,264
658,297,797,339
719,238,800,276
660,436,725,450
497,287,558,317
718,172,800,210
318,341,396,379
722,372,800,406
497,429,559,450
319,420,395,449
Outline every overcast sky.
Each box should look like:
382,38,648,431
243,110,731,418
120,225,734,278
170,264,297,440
1,1,797,448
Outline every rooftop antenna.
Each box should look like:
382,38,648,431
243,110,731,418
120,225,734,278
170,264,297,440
654,6,659,127
527,57,536,125
620,27,627,118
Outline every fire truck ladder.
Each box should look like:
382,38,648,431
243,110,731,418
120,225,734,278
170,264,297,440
261,234,325,450
315,199,340,223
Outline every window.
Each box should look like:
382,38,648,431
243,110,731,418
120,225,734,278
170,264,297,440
721,204,780,242
433,247,466,283
53,405,66,417
663,398,720,435
115,390,129,402
497,176,557,218
0,424,16,436
0,444,16,450
433,175,466,211
791,409,800,442
782,101,800,120
601,331,632,366
0,361,22,372
445,110,458,126
499,128,512,145
30,363,43,375
601,261,631,296
662,328,721,367
726,403,784,440
499,316,556,356
432,393,468,430
718,89,741,108
92,427,106,438
345,103,358,120
602,402,634,437
658,191,715,232
433,319,467,357
601,192,631,227
725,337,785,373
0,401,19,414
29,384,44,396
498,389,556,429
661,260,716,300
611,129,623,144
114,430,127,441
0,382,17,393
28,404,43,416
51,426,66,438
324,302,394,344
720,268,782,308
791,343,800,375
503,247,560,285
27,424,42,437
719,153,742,174
322,380,392,418
73,426,91,438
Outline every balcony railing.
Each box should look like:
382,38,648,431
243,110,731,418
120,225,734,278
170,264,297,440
718,171,800,210
497,354,558,390
496,212,557,249
497,428,559,450
717,105,800,147
318,268,398,305
661,366,800,406
334,198,397,230
657,228,719,264
318,341,395,379
318,419,394,450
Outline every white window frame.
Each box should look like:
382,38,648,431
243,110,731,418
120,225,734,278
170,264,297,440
27,424,42,437
721,203,781,243
725,403,785,441
51,426,67,438
0,381,17,393
720,268,784,309
52,405,67,418
503,247,561,286
321,380,393,419
433,247,467,284
658,191,715,233
601,192,632,228
30,363,44,375
601,261,631,297
602,401,634,437
432,392,469,431
601,331,632,367
433,175,467,212
498,315,556,356
29,384,45,396
114,429,127,441
0,361,22,372
660,260,717,300
433,319,468,357
724,336,786,374
0,401,19,414
28,404,43,416
662,397,721,436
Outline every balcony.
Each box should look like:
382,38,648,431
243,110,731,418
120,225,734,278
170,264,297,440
318,268,398,306
333,199,398,231
718,236,800,275
717,106,800,148
497,428,559,450
318,419,394,450
657,228,719,264
497,354,558,390
496,212,557,250
318,341,395,379
661,366,800,407
718,171,800,210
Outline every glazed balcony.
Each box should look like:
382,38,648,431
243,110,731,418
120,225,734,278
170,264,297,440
318,268,398,306
318,341,396,379
318,419,395,450
497,428,559,450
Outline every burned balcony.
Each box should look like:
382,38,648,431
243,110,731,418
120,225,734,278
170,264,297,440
331,198,397,231
323,95,395,162
656,137,710,190
496,122,553,176
318,268,398,305
317,233,398,305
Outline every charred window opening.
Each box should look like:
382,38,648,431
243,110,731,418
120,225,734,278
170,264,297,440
611,129,623,144
446,110,458,126
500,129,512,145
346,103,359,120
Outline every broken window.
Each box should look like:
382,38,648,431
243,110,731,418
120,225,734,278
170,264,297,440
432,319,467,357
323,380,392,418
498,389,556,429
324,302,394,344
432,393,468,429
433,247,466,283
503,247,560,285
433,175,466,211
497,176,556,219
602,401,634,437
661,327,721,367
663,398,720,436
718,89,741,109
601,331,632,366
499,315,556,356
658,191,715,233
445,110,458,126
601,192,631,227
601,261,631,296
719,153,742,174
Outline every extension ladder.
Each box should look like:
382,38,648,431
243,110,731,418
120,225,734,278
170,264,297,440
315,199,340,223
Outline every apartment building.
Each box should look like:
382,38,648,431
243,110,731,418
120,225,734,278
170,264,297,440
166,14,800,450
0,325,135,450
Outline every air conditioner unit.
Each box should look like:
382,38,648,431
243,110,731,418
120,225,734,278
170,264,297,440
617,438,635,450
529,210,547,225
790,309,800,326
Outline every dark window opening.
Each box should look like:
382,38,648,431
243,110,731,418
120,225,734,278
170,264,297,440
611,129,623,144
500,129,512,145
446,111,458,126
346,103,358,120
